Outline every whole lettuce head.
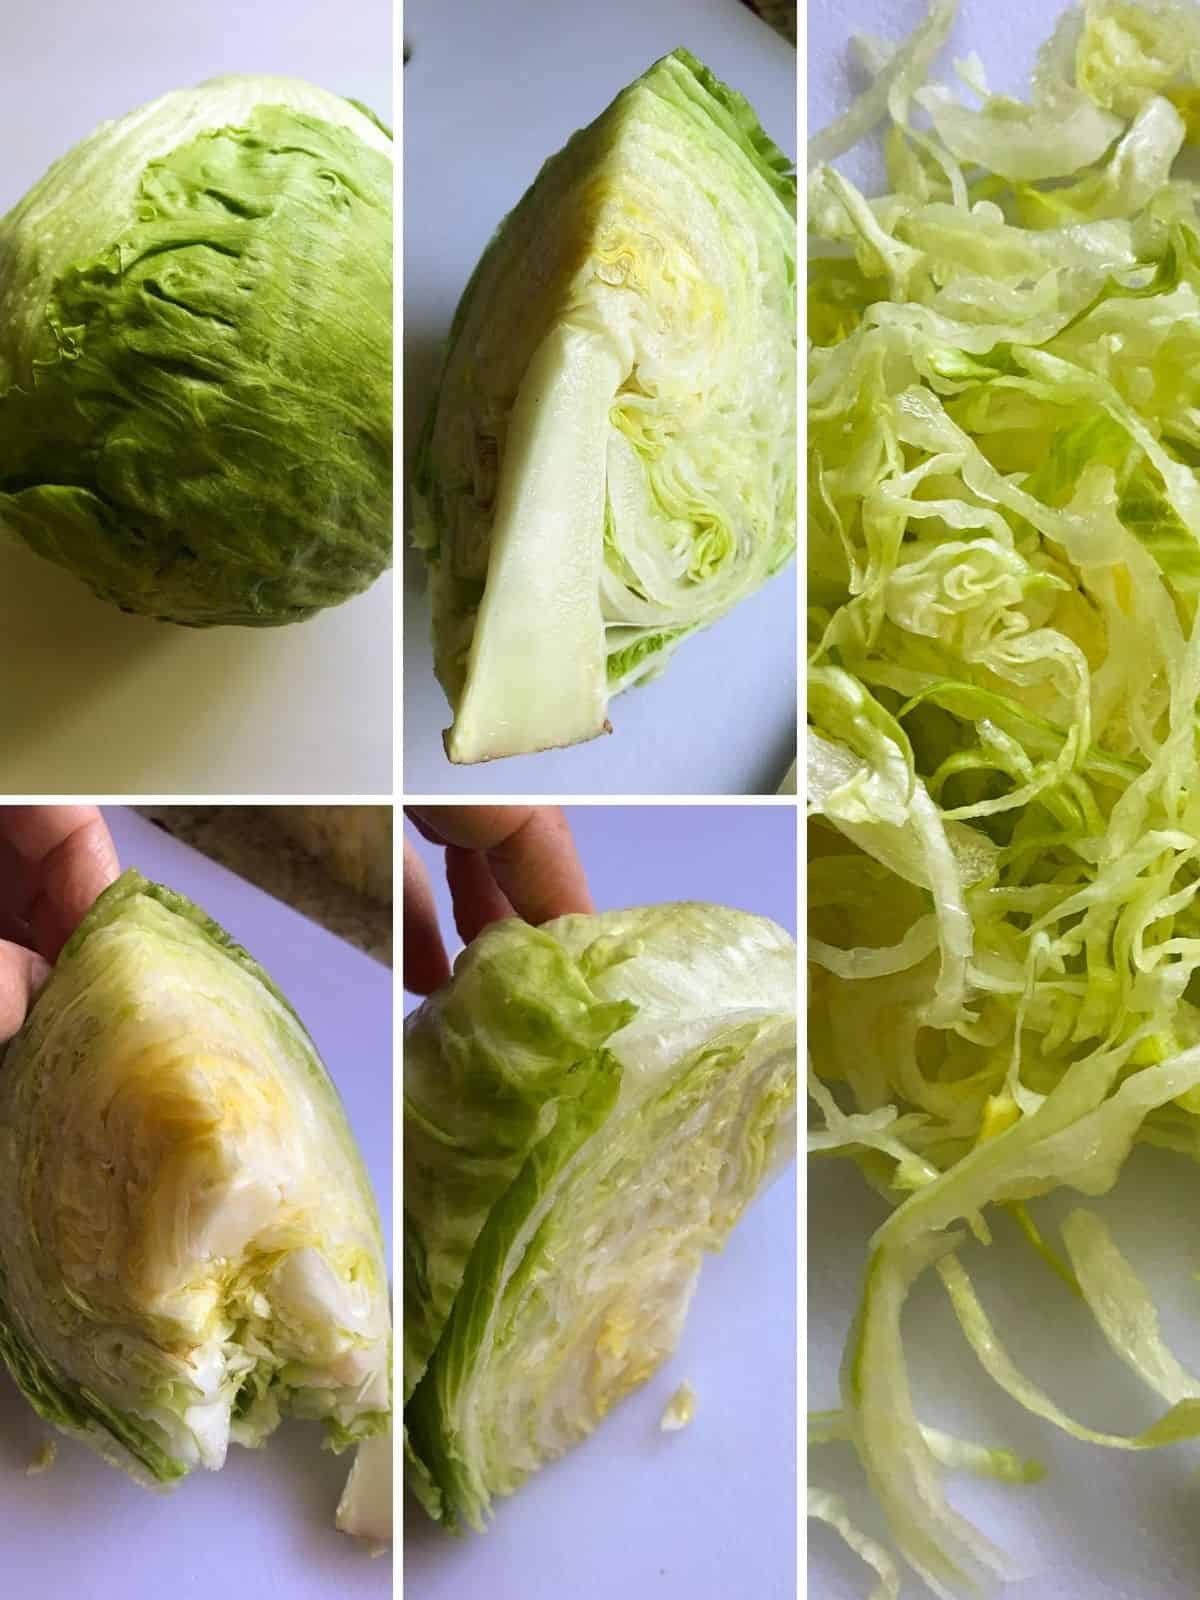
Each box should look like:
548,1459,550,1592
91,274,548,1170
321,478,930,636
403,903,797,1529
0,76,393,626
412,49,796,764
0,871,390,1498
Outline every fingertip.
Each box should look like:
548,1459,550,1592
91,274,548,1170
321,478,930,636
445,845,514,946
403,927,452,996
403,833,451,997
0,944,49,1046
28,811,119,961
490,807,593,925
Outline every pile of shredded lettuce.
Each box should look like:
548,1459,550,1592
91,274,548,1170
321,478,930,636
808,2,1200,1594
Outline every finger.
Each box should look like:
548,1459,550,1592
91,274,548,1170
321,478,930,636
32,817,120,962
405,810,451,848
407,807,592,927
1,807,120,961
444,845,514,946
0,832,30,943
403,837,451,997
485,809,593,924
0,942,50,1045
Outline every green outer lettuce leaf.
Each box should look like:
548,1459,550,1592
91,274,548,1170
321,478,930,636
413,48,796,763
404,904,796,1528
0,77,393,626
402,919,636,1403
0,869,390,1489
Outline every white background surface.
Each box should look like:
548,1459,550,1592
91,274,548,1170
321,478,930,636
0,807,393,1599
403,804,798,1599
402,0,797,796
0,0,393,795
809,4,1200,1596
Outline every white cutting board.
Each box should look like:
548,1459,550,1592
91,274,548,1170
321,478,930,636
809,5,1200,1595
402,0,797,796
403,804,798,1600
0,807,393,1599
0,0,393,795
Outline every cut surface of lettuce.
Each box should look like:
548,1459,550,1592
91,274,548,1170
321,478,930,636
412,48,796,763
403,905,796,1528
336,1428,393,1544
809,0,1200,1594
0,870,390,1509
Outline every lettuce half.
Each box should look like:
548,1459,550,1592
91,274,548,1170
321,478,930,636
0,871,390,1497
404,904,796,1527
413,50,796,764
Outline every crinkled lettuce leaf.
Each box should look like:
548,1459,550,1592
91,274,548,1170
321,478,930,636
0,76,393,627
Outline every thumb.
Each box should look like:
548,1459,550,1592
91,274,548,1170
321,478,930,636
0,942,51,1046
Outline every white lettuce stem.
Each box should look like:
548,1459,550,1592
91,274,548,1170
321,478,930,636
447,321,623,764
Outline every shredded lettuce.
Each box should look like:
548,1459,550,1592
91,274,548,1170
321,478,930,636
809,1485,902,1600
809,0,1200,1592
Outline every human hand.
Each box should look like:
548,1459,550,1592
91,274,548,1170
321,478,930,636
404,806,592,995
0,806,120,1043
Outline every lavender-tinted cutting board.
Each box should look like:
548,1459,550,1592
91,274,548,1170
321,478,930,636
403,804,798,1600
402,0,798,797
0,806,392,1599
810,6,1200,1596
